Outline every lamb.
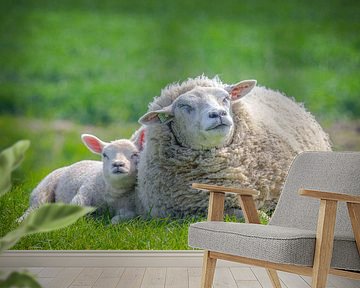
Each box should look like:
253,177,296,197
18,134,139,224
135,75,331,217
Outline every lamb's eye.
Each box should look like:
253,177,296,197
131,152,139,159
179,104,193,113
102,153,109,159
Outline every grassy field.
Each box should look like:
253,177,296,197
0,0,359,249
0,0,359,124
1,183,198,250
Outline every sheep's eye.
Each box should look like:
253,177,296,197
223,96,230,104
102,153,109,159
179,104,193,113
131,152,139,159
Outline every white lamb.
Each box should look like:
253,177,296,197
135,75,331,217
18,134,139,224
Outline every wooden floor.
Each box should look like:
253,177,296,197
0,251,359,288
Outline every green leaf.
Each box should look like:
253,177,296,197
0,204,95,252
0,140,30,196
0,226,27,253
22,203,95,234
0,271,41,288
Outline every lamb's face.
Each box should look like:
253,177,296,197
170,87,234,149
138,79,257,150
101,140,139,189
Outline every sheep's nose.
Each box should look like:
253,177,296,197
112,161,125,168
208,110,227,118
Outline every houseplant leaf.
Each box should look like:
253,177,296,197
0,140,30,196
0,271,41,288
0,203,95,252
22,203,95,234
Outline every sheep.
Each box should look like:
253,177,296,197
18,134,139,224
135,75,331,217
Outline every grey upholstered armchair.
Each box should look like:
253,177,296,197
189,151,360,288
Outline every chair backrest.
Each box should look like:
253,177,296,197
270,151,360,238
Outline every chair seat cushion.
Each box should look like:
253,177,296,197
189,222,360,271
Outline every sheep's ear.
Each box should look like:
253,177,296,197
138,105,174,125
130,128,146,151
81,134,107,155
225,80,257,102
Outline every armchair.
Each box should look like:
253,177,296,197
189,152,360,288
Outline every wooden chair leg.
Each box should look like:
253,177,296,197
266,269,282,288
347,202,360,254
201,250,217,288
312,199,337,288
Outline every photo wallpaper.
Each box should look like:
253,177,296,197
0,0,359,250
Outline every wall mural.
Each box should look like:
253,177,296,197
0,1,359,251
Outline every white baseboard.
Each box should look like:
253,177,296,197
0,250,247,268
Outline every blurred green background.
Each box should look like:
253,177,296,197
0,0,359,249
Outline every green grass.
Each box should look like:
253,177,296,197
0,0,359,124
1,185,200,250
1,184,269,250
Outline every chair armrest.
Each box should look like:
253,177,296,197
299,189,360,204
300,188,360,256
300,188,360,275
191,183,259,196
192,183,260,223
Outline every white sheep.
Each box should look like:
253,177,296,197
18,134,139,224
135,75,331,217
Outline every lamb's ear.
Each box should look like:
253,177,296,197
225,80,257,102
81,134,107,155
138,105,174,125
